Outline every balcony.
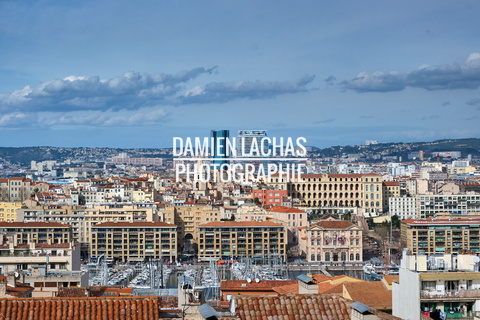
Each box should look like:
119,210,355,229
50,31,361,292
421,289,480,300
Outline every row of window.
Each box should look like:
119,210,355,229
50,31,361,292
310,252,361,261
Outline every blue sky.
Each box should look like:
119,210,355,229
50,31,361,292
0,0,479,148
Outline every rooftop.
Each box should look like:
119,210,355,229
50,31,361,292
235,294,351,320
200,221,283,227
0,296,160,319
93,221,176,228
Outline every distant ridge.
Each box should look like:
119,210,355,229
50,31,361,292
0,138,478,165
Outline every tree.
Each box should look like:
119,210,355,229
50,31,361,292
391,215,400,229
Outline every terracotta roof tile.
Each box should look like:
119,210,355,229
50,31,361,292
272,283,299,295
382,275,399,285
310,220,355,229
383,181,400,186
0,296,160,319
267,206,306,213
343,282,392,311
235,294,351,320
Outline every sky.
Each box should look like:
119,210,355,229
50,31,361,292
0,0,479,148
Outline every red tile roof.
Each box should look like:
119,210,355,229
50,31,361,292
271,283,299,295
0,296,160,319
267,206,306,213
343,281,392,311
310,220,355,229
312,274,331,283
93,221,176,228
402,217,480,225
383,181,400,186
235,294,351,320
200,221,283,227
383,275,399,286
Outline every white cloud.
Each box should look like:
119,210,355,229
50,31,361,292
343,53,480,92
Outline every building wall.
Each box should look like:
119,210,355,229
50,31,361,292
401,219,480,255
279,174,383,214
389,196,416,220
164,205,222,244
91,223,177,262
416,194,480,218
0,202,23,222
392,268,421,320
198,222,286,261
303,220,363,263
251,189,288,206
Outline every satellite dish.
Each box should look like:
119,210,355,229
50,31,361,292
474,256,480,263
247,278,251,283
255,278,260,283
14,271,19,279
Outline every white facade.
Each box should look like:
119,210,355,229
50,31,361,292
389,196,416,219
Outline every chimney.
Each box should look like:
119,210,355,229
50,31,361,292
7,273,16,288
0,277,6,296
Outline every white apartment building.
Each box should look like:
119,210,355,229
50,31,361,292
389,196,417,220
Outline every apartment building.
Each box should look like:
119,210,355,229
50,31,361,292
301,217,363,262
382,181,400,210
266,205,307,250
0,177,33,202
0,202,23,222
416,193,480,218
197,221,286,261
163,205,222,245
0,221,72,245
0,241,81,275
389,196,416,220
91,221,177,263
401,217,480,254
251,188,288,206
0,240,87,297
269,173,383,214
393,250,480,320
19,204,158,256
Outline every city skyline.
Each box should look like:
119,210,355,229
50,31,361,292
1,1,479,148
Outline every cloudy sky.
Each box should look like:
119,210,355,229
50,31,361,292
1,0,479,148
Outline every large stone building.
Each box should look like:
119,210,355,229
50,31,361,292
269,173,383,215
401,217,480,255
300,217,363,263
197,221,286,261
91,221,177,263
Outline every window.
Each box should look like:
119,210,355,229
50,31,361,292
325,253,330,261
